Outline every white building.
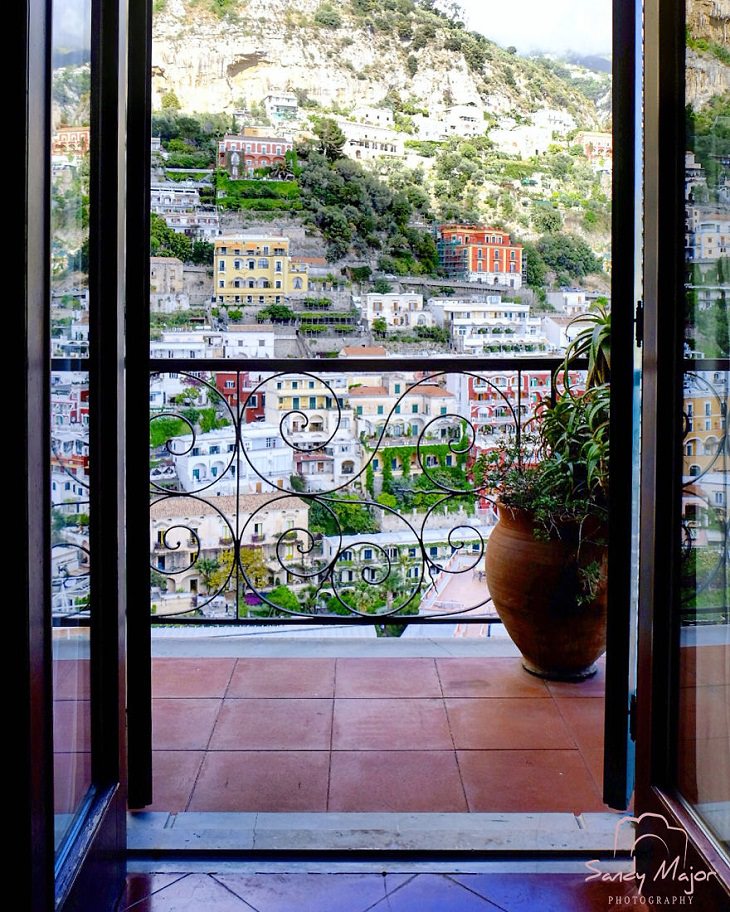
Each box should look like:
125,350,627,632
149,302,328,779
428,297,547,354
150,492,310,608
264,373,358,490
442,104,484,137
361,292,432,329
263,92,299,122
348,374,455,442
335,118,404,162
150,181,219,240
687,209,730,261
542,314,593,351
221,324,276,359
546,289,591,315
150,256,190,313
150,330,223,360
171,425,294,495
352,106,394,128
531,108,576,136
321,527,486,590
489,124,553,160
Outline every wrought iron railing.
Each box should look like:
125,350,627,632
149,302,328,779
147,356,586,626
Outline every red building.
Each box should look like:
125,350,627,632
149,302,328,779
218,133,293,178
436,224,524,289
215,372,266,423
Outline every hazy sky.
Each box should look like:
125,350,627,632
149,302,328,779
460,0,612,56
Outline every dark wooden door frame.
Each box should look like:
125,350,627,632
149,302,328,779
637,0,730,906
19,0,130,906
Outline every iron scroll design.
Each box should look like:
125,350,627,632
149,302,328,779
148,366,549,622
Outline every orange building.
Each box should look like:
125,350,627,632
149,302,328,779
436,224,524,289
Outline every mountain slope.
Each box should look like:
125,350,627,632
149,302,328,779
152,0,602,126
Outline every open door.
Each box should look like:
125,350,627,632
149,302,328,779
22,0,129,908
634,0,730,906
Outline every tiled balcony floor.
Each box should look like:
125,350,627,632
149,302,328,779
147,655,610,814
119,870,637,911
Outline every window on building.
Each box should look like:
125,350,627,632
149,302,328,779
218,259,225,271
292,396,300,409
309,397,316,409
218,279,224,287
394,383,401,394
265,437,278,448
395,405,401,414
364,548,373,560
440,406,447,415
234,259,241,269
356,405,363,416
377,405,384,415
412,404,418,413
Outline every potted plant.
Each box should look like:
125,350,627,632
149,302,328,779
483,304,611,680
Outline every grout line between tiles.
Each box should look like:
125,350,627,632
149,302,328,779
435,658,470,812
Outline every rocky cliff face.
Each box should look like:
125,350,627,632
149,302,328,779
151,0,600,125
687,0,730,108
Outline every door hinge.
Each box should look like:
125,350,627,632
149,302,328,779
628,692,638,742
634,299,644,348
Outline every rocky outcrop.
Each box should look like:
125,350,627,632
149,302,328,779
687,0,730,108
151,0,599,124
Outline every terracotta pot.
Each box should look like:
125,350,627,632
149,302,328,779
485,503,608,681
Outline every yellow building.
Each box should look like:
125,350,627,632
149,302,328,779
213,235,308,307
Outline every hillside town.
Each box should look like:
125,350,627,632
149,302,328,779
47,10,728,629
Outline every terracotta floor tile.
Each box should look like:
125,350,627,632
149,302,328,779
53,751,92,814
450,873,637,911
369,874,496,911
581,747,606,795
152,658,236,698
328,750,467,812
117,874,253,910
152,698,221,750
217,873,413,912
142,751,205,812
118,874,192,911
53,658,91,700
227,658,336,699
335,658,442,698
458,749,606,813
554,697,605,752
332,699,453,750
188,751,329,812
210,699,332,750
545,665,606,699
53,699,91,753
446,698,575,750
436,657,550,698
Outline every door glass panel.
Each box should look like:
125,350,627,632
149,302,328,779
678,0,730,853
50,0,92,852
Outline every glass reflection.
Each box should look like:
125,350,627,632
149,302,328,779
678,0,730,853
50,0,92,852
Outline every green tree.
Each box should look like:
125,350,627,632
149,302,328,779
365,462,375,498
372,316,388,337
312,117,347,162
258,304,295,323
537,234,601,280
197,557,221,594
240,546,270,589
150,416,187,449
290,473,306,493
160,90,181,110
309,496,378,535
532,206,562,234
381,457,394,495
314,3,341,26
268,585,300,612
521,241,547,289
372,278,393,294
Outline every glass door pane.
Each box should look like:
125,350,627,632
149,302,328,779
50,0,93,854
677,1,730,853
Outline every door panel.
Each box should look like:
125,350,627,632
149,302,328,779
636,0,730,905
